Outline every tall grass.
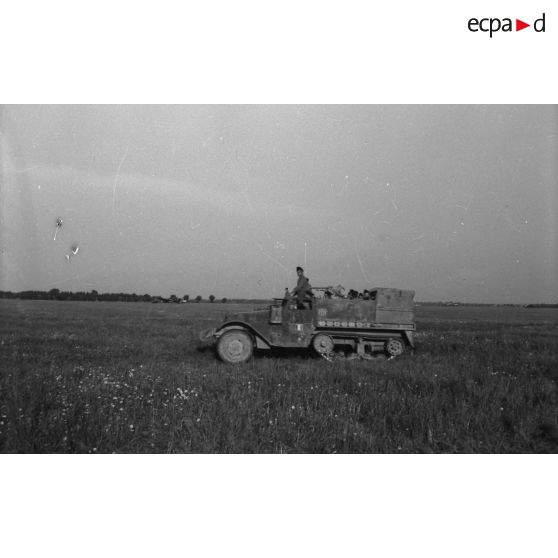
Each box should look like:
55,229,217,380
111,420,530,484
1,300,557,453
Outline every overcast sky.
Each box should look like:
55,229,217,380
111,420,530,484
1,105,556,303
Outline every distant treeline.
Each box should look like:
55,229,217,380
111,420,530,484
0,290,234,304
418,301,558,308
0,290,556,307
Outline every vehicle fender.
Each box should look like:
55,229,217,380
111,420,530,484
216,322,272,350
402,330,415,348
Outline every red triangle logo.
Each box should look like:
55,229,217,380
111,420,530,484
516,19,530,31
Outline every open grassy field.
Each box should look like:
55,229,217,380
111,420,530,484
1,299,557,453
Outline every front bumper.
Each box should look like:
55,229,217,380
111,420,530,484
199,328,217,343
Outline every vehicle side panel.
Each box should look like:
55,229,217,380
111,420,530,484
211,288,416,351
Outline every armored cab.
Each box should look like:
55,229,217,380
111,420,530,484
200,287,415,363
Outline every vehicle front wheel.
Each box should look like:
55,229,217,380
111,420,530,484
217,330,254,363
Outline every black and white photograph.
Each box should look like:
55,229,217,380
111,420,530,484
2,104,557,454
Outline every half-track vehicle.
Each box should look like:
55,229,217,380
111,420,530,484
200,287,416,363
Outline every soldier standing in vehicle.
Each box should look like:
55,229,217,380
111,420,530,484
291,266,313,309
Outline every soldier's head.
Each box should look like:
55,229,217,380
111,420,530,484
296,266,304,276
